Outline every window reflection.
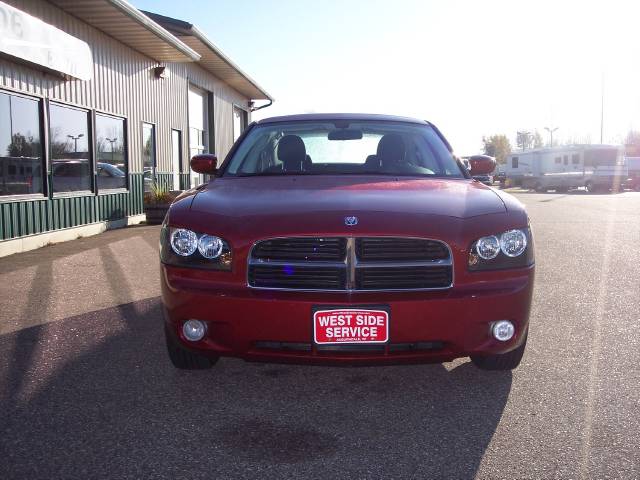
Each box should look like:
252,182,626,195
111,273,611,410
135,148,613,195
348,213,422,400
50,104,91,193
96,114,126,190
0,92,43,196
142,123,155,192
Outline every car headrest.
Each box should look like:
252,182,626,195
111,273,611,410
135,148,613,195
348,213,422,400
377,134,406,166
277,135,306,172
364,155,380,170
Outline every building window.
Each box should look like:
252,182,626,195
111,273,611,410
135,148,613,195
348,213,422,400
50,103,91,193
0,91,43,196
142,122,156,190
233,106,248,142
555,157,561,164
96,114,126,190
511,157,518,168
572,154,580,164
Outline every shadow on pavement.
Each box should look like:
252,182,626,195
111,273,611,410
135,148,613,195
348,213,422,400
0,298,512,479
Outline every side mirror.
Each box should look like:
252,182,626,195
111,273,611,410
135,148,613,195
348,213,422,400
468,155,496,176
190,154,218,175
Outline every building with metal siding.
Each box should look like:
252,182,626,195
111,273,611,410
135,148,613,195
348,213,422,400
0,0,271,256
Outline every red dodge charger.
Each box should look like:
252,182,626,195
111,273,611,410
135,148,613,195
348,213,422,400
160,114,534,371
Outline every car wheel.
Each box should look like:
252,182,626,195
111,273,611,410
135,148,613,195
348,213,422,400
165,324,218,370
534,183,544,192
585,181,595,193
470,331,528,371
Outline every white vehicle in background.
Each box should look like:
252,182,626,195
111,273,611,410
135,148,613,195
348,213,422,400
505,145,626,193
624,157,640,191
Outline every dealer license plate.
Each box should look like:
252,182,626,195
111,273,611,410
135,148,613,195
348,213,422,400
313,307,389,344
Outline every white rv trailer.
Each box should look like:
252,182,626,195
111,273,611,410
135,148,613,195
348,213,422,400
505,145,626,192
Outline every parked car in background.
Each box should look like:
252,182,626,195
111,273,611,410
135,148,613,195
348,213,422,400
51,161,126,192
494,164,507,186
472,173,493,186
97,162,126,190
160,114,534,372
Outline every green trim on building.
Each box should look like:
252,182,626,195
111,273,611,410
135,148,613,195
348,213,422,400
0,173,144,241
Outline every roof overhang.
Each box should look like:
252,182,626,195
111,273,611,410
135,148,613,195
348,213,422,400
48,0,200,63
143,11,273,101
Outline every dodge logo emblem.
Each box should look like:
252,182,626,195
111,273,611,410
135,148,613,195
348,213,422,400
344,216,358,226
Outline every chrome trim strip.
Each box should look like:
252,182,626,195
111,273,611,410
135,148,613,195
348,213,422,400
247,235,454,292
346,237,357,290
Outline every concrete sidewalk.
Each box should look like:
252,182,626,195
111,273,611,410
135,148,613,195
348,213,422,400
0,225,161,336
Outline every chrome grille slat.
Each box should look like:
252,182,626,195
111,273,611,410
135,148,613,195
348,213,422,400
248,236,453,291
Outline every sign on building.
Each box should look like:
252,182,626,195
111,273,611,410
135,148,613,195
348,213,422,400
0,1,92,80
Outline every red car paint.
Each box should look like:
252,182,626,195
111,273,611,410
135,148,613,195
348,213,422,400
161,114,534,366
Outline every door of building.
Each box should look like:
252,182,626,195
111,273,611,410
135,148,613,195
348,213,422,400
171,129,181,190
188,84,208,188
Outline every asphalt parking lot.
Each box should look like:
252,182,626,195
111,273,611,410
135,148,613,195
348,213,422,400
1,191,639,479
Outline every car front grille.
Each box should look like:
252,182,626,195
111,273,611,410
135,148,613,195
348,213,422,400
355,237,449,261
248,264,346,290
252,237,346,261
355,265,452,290
248,237,453,291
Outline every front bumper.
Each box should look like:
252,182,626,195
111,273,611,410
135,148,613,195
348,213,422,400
161,264,534,365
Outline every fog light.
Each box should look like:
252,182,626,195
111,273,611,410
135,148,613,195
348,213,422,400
492,320,515,342
182,319,206,341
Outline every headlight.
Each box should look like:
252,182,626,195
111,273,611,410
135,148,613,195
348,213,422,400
476,235,500,260
198,235,224,259
161,225,232,271
469,228,533,271
500,229,527,257
170,228,198,256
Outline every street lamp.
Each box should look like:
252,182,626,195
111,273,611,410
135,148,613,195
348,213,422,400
517,131,532,151
106,137,117,163
67,133,84,153
544,126,558,147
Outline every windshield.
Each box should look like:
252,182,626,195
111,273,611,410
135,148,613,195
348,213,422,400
223,121,463,178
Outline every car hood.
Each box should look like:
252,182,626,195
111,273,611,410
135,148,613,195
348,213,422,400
190,176,506,219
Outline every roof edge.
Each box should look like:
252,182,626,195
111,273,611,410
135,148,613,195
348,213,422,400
109,0,200,62
189,24,273,101
142,10,273,101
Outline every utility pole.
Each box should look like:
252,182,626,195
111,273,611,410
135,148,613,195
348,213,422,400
600,72,604,143
544,126,558,147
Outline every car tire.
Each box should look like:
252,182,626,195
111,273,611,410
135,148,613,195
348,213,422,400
165,324,218,370
534,183,545,193
470,331,528,371
585,181,595,193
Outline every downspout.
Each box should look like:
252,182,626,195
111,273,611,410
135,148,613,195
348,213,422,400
250,99,273,112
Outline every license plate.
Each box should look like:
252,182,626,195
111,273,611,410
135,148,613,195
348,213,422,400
313,308,389,344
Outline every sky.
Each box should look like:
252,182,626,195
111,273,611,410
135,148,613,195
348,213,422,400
133,0,640,155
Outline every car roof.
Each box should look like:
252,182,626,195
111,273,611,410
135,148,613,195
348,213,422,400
256,113,430,125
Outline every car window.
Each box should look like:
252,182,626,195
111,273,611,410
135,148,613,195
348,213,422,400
224,121,463,178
